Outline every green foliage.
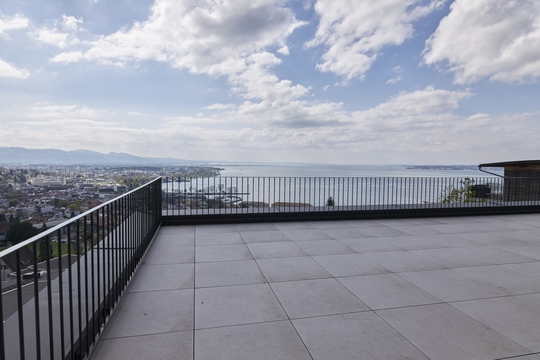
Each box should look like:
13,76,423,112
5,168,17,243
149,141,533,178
6,221,40,245
68,200,81,211
53,198,70,208
326,196,335,206
38,238,53,261
0,213,5,222
439,178,478,203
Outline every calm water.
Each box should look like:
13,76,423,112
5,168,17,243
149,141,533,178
216,163,501,178
164,164,503,206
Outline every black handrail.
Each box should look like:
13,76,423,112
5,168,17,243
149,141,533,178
0,177,162,360
161,176,540,223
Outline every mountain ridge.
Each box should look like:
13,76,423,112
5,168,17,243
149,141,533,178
0,147,195,165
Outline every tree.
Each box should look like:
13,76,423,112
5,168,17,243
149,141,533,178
38,223,53,261
438,178,477,203
6,221,40,245
326,197,335,206
0,213,5,223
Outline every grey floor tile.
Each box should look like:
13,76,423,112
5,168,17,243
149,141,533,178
453,265,540,295
387,225,443,236
456,231,528,246
411,248,493,268
144,244,194,265
504,261,540,279
195,231,244,245
195,260,265,288
247,242,307,259
513,220,540,228
363,250,444,272
500,230,540,243
102,289,193,338
338,273,442,310
498,244,540,260
304,220,353,229
240,230,291,243
195,321,312,360
280,229,333,241
234,223,278,231
92,331,193,360
435,216,491,225
399,269,508,302
159,225,194,235
153,233,195,247
294,240,357,256
372,219,424,226
270,278,369,319
357,226,410,237
343,219,385,227
272,222,316,230
462,221,538,232
293,312,430,360
506,355,540,359
451,294,540,352
312,253,389,277
320,227,370,239
377,303,529,360
431,233,486,248
195,283,287,329
195,244,252,262
256,256,332,282
374,218,445,226
383,234,449,250
196,224,239,233
339,238,402,253
424,224,475,234
128,263,194,292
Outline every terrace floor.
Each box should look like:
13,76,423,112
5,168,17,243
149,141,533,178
91,214,540,360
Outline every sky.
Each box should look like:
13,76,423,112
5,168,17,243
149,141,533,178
1,0,540,165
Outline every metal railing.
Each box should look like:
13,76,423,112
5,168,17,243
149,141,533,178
2,175,540,359
0,178,161,360
162,176,540,223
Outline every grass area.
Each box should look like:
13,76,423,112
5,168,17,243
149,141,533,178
1,241,88,260
43,243,85,259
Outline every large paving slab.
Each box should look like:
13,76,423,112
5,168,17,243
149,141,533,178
91,214,540,360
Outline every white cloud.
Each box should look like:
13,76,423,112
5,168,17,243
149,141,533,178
206,103,236,110
3,88,538,164
306,0,445,82
0,12,30,79
276,45,289,55
34,28,70,48
32,15,83,49
51,0,308,105
27,104,101,119
51,51,84,63
0,58,30,79
52,0,304,75
387,76,402,84
0,12,29,36
127,111,141,116
62,15,83,32
424,0,540,84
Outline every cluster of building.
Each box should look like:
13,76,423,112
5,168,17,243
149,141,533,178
0,164,225,246
0,165,146,245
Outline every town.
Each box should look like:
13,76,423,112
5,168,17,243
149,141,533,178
0,164,221,247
